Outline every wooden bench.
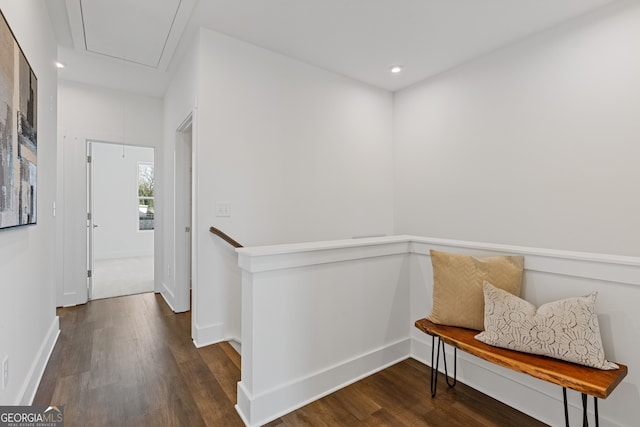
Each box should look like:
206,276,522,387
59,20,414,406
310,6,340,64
415,318,627,427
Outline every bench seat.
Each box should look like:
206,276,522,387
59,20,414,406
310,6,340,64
415,318,627,426
415,318,627,398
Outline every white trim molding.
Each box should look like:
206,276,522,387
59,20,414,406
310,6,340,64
237,235,411,273
409,236,640,286
192,322,226,348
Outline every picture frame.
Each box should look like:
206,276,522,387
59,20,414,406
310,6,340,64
0,9,38,230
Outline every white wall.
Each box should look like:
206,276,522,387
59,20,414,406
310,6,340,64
409,238,640,427
236,237,411,426
0,0,59,405
391,4,640,424
162,32,199,314
57,80,163,306
181,29,395,345
394,1,640,257
92,142,154,259
197,29,395,247
163,29,394,341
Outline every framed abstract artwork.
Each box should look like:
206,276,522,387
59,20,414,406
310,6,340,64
0,9,38,229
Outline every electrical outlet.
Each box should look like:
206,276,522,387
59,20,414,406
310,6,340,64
2,356,8,389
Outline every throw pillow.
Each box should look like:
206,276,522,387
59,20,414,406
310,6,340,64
475,282,618,370
427,250,524,331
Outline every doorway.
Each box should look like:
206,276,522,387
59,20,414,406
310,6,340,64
87,141,155,300
173,115,193,313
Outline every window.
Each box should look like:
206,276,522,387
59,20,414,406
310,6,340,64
138,162,154,230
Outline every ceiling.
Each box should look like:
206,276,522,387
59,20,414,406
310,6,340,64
48,0,618,97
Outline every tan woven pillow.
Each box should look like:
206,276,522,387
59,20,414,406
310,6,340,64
475,282,618,370
427,250,524,331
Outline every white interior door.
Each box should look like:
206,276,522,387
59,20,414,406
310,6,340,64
86,142,94,300
173,117,193,313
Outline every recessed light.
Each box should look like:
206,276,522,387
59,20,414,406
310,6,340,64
55,61,65,69
390,65,403,74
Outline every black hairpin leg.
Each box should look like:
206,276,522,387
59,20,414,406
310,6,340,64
430,335,457,397
430,335,440,397
444,342,457,388
562,387,569,427
562,388,599,427
564,388,570,427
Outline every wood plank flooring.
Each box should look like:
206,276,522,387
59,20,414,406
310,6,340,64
34,293,547,426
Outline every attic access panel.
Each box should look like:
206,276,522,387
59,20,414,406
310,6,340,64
80,0,181,67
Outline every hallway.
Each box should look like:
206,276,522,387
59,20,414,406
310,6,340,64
34,294,242,426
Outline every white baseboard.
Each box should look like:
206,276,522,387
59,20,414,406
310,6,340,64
159,282,176,311
19,316,60,405
228,337,241,355
236,338,411,427
159,282,190,313
192,322,225,348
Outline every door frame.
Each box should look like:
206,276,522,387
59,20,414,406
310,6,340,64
173,112,196,315
86,139,156,301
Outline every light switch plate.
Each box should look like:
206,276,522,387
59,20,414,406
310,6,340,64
216,202,231,217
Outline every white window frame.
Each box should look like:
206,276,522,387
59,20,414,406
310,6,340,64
138,162,154,231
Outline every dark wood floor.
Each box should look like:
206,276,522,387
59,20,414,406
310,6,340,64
34,293,547,427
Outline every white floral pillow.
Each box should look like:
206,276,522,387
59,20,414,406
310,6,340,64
475,282,618,370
